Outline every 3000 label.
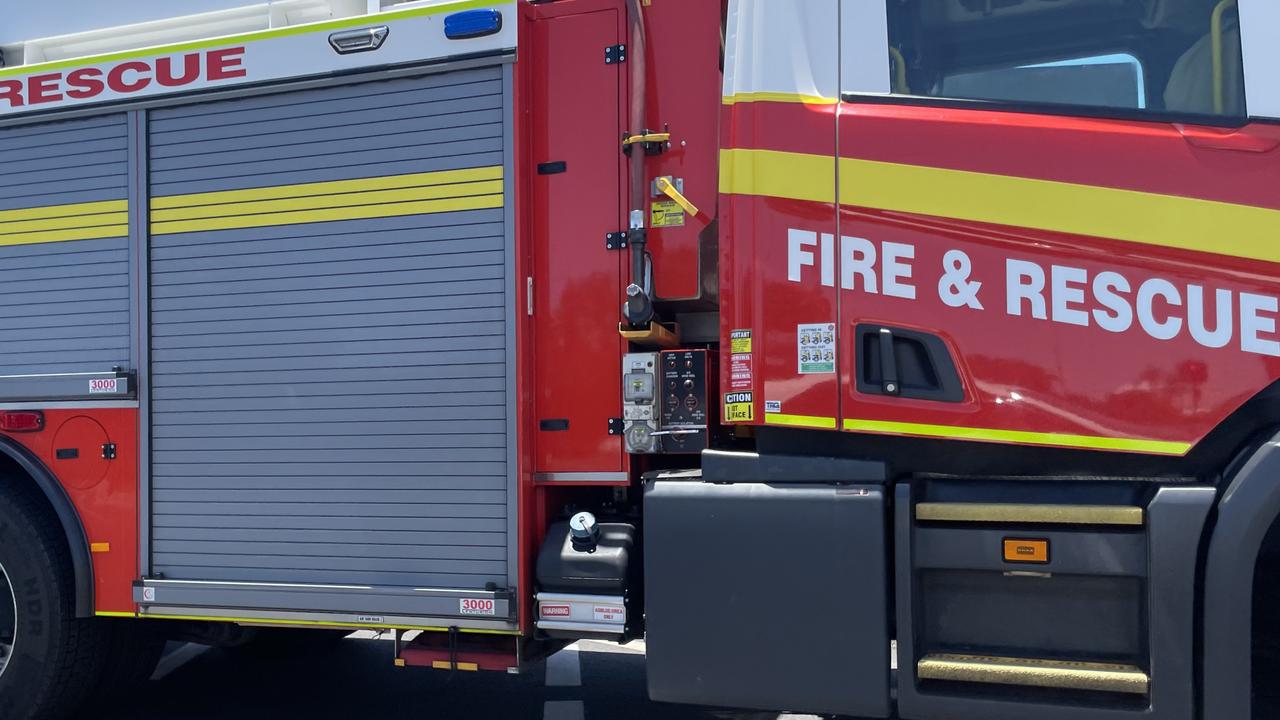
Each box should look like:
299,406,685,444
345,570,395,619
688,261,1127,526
89,378,125,394
459,598,496,616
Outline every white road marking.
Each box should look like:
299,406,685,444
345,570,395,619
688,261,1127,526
545,646,582,687
543,700,586,720
576,639,645,656
150,643,211,682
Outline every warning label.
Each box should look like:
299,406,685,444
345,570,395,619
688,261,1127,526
798,323,836,374
650,200,686,228
724,392,754,423
730,329,753,354
729,353,753,391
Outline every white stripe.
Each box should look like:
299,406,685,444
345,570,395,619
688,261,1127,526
543,701,585,720
150,643,211,681
544,646,581,687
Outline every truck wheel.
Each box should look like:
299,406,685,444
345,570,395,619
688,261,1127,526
0,484,109,720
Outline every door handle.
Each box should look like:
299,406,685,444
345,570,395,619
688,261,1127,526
1175,124,1280,153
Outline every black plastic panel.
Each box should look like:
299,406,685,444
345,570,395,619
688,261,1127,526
645,479,891,717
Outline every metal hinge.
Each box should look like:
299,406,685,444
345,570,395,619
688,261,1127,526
606,232,629,250
605,44,626,64
101,443,117,460
608,418,624,436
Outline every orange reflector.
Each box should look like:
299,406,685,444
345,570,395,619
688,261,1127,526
90,542,111,553
1003,538,1050,564
432,660,479,672
394,658,406,667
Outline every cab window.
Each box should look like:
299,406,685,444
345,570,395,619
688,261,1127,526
885,0,1246,121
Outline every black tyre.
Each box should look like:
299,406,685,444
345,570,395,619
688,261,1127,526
0,483,109,720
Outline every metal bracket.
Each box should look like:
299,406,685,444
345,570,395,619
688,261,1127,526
606,232,629,250
608,418,625,436
101,443,117,460
605,44,627,64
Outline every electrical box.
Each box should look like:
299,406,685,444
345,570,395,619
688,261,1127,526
656,349,712,454
623,352,660,454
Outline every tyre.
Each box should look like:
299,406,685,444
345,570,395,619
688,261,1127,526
0,483,109,720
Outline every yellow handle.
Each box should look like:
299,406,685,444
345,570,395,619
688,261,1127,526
623,132,671,147
655,177,699,218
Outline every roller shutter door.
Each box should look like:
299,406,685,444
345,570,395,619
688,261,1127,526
0,115,130,379
148,67,513,594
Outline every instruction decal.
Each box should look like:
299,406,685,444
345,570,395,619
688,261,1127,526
798,323,836,374
723,391,754,423
459,598,496,616
729,329,754,391
650,200,686,228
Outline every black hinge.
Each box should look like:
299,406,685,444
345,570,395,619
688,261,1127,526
606,231,629,250
101,443,117,460
608,418,624,436
605,44,626,64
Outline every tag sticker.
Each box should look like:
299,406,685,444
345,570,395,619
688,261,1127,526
765,400,782,414
724,392,754,423
798,323,836,374
89,377,127,394
650,199,686,228
730,329,753,354
593,605,625,623
459,598,496,616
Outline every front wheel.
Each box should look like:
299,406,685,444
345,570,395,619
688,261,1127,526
0,484,109,720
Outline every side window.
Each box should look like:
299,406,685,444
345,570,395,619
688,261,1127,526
885,0,1246,121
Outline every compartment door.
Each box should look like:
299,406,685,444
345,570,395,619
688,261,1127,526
529,6,629,476
146,67,517,616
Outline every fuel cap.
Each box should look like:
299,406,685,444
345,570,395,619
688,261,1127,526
569,511,600,553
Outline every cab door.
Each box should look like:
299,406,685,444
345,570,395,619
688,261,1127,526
836,0,1280,461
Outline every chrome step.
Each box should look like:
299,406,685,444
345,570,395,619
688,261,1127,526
917,653,1150,694
915,502,1144,526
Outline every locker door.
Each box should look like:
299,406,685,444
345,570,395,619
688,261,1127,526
530,6,628,474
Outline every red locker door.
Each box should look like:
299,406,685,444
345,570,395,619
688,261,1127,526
530,5,628,474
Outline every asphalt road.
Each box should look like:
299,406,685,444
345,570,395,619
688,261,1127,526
79,635,825,720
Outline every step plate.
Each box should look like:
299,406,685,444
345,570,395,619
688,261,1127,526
917,654,1150,694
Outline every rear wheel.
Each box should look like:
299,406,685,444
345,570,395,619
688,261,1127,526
0,483,109,720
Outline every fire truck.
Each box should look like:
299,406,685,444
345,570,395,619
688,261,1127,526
0,0,1276,717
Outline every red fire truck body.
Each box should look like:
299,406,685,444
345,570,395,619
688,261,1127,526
0,1,1277,719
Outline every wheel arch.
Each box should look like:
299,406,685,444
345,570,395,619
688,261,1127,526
0,435,94,618
1202,428,1280,720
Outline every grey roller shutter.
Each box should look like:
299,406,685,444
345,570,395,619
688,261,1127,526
148,67,513,596
0,115,130,379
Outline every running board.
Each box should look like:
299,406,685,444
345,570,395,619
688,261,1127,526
914,502,1144,526
917,654,1150,695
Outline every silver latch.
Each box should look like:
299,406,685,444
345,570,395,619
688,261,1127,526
329,26,390,55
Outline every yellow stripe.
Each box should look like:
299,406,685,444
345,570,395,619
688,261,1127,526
842,417,1190,456
0,199,126,223
95,611,137,618
151,180,504,223
152,167,503,210
720,148,1280,264
722,91,838,106
0,0,504,80
0,212,128,236
152,194,502,235
719,148,833,204
135,613,520,635
763,413,838,429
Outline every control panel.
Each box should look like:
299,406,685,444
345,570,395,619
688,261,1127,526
656,349,711,454
622,352,659,454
